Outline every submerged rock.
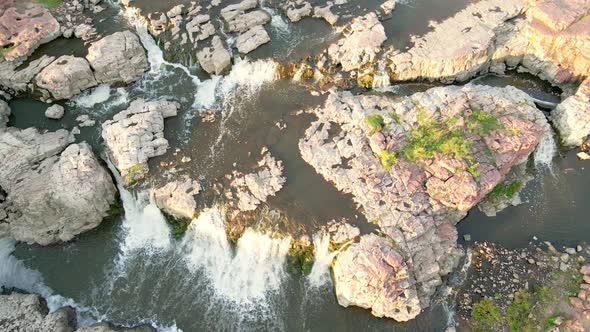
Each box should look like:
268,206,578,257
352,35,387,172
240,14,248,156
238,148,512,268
35,55,97,101
102,99,179,186
0,128,116,245
333,234,421,321
236,25,271,54
0,3,61,62
86,31,148,85
197,36,232,75
328,12,386,71
300,84,549,320
153,176,201,221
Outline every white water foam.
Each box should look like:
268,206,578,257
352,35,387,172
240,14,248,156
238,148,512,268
307,232,339,288
73,84,112,108
534,130,557,173
260,1,291,37
218,58,279,98
182,208,291,304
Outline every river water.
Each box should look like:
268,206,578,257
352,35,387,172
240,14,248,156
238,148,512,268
2,0,588,331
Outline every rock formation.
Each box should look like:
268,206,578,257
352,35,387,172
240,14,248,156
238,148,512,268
0,99,9,128
102,99,179,186
283,0,312,22
197,36,232,75
236,25,271,54
0,127,116,245
333,234,421,321
313,4,338,25
153,176,201,220
35,56,98,101
328,12,386,71
0,293,156,332
86,31,148,84
45,104,65,120
300,84,549,320
553,79,590,147
227,148,286,213
0,3,61,62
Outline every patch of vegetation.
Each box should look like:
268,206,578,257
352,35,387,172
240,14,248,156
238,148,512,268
358,74,374,90
0,44,16,58
125,163,147,185
288,244,315,275
488,181,523,200
471,298,502,331
165,214,191,240
379,150,398,171
544,315,561,331
108,199,124,218
565,274,583,297
466,106,502,137
389,112,401,124
402,111,471,162
467,161,481,179
365,114,386,136
507,291,534,332
37,0,63,8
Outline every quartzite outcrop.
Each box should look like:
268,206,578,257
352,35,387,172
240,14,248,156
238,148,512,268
300,84,549,321
102,99,180,186
0,126,116,245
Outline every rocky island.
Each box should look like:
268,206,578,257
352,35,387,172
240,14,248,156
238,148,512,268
0,0,589,331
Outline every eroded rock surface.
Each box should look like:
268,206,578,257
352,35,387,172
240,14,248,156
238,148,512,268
35,55,97,101
86,31,148,84
0,3,61,62
197,35,232,75
328,12,386,71
153,176,201,220
333,234,421,321
102,99,179,186
227,148,286,213
300,84,549,320
236,25,271,54
0,127,116,245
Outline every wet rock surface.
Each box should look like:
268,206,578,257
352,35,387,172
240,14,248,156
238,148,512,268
102,99,180,186
301,84,549,320
153,176,201,221
0,126,116,245
197,35,232,75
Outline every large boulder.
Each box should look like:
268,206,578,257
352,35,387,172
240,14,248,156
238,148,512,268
35,56,98,101
236,25,271,54
197,36,232,75
283,0,312,22
101,99,179,186
153,176,201,220
0,55,55,96
328,13,387,71
552,79,590,147
0,128,117,245
0,293,76,332
0,3,61,62
86,31,148,84
299,84,549,320
333,234,421,321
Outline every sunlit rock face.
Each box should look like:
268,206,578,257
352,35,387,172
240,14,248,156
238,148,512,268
300,84,549,321
0,127,116,245
101,99,180,186
0,2,61,62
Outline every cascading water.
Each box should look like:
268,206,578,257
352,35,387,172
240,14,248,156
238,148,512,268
307,232,341,288
182,208,291,304
534,130,557,173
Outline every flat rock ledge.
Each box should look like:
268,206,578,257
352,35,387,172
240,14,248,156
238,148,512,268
226,148,286,214
0,293,156,332
153,175,201,221
299,84,549,321
328,12,386,71
102,99,179,186
386,0,590,147
0,126,116,245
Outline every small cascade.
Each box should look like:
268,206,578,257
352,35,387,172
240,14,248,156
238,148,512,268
373,50,392,89
73,84,112,108
121,6,200,85
441,249,472,330
260,1,291,37
0,238,52,297
534,130,557,173
182,208,291,304
307,232,347,288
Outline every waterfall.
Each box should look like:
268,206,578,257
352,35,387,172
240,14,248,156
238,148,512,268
534,130,557,173
260,1,291,37
441,249,472,330
307,232,348,288
121,6,200,85
182,208,291,304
